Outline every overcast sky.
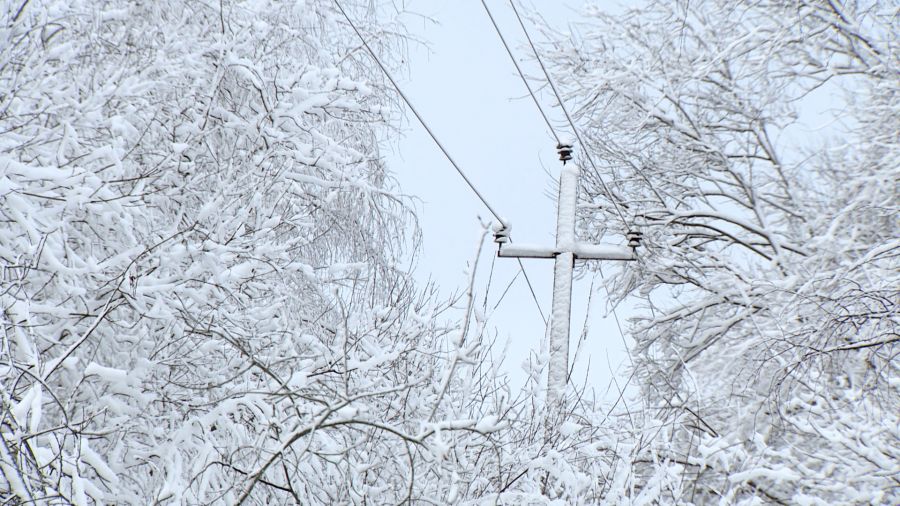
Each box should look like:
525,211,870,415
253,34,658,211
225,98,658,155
386,0,637,398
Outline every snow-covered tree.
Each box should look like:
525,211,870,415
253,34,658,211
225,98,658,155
542,0,899,503
0,1,514,503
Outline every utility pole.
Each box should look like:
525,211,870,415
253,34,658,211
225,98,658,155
493,142,639,419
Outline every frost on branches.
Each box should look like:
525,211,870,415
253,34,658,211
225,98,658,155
543,0,898,503
0,1,511,503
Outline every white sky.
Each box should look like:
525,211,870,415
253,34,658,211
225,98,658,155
386,0,637,399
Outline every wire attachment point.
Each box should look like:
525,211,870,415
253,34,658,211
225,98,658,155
493,222,511,244
626,230,642,250
557,142,573,163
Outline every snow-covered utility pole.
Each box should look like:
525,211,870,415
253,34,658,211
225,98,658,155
493,142,640,420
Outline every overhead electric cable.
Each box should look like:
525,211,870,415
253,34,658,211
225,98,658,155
332,0,548,325
332,0,506,226
507,0,631,229
479,0,560,145
516,257,547,324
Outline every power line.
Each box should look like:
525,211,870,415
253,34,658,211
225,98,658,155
491,268,520,311
479,0,560,145
484,249,547,327
332,0,506,226
506,0,631,230
516,257,546,325
598,265,633,368
332,0,548,324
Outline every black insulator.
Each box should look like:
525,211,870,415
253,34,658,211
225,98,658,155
494,224,511,244
557,142,573,162
626,230,643,249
